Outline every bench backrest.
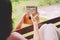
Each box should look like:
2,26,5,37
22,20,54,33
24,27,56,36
15,17,60,39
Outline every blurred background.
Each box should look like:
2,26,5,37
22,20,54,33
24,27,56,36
11,0,60,32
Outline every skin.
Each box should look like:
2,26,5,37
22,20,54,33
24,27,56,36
30,14,40,40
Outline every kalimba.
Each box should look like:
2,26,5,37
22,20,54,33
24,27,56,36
24,6,39,24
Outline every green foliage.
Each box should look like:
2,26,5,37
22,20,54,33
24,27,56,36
11,0,60,30
11,0,19,2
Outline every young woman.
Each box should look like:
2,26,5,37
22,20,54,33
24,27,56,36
0,0,59,40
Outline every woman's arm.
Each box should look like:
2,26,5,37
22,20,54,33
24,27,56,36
15,18,23,31
33,23,40,40
30,14,40,40
14,13,26,31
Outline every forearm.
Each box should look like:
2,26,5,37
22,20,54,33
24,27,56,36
33,24,40,40
14,19,23,31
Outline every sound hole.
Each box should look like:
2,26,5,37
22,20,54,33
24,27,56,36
29,16,31,20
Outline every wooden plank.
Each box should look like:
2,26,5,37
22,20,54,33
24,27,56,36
57,24,60,28
15,17,60,34
25,35,33,39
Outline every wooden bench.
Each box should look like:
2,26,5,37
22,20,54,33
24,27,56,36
15,17,60,39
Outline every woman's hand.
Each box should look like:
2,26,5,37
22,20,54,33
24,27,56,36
30,14,39,25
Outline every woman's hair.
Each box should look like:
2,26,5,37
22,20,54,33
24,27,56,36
0,0,12,40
